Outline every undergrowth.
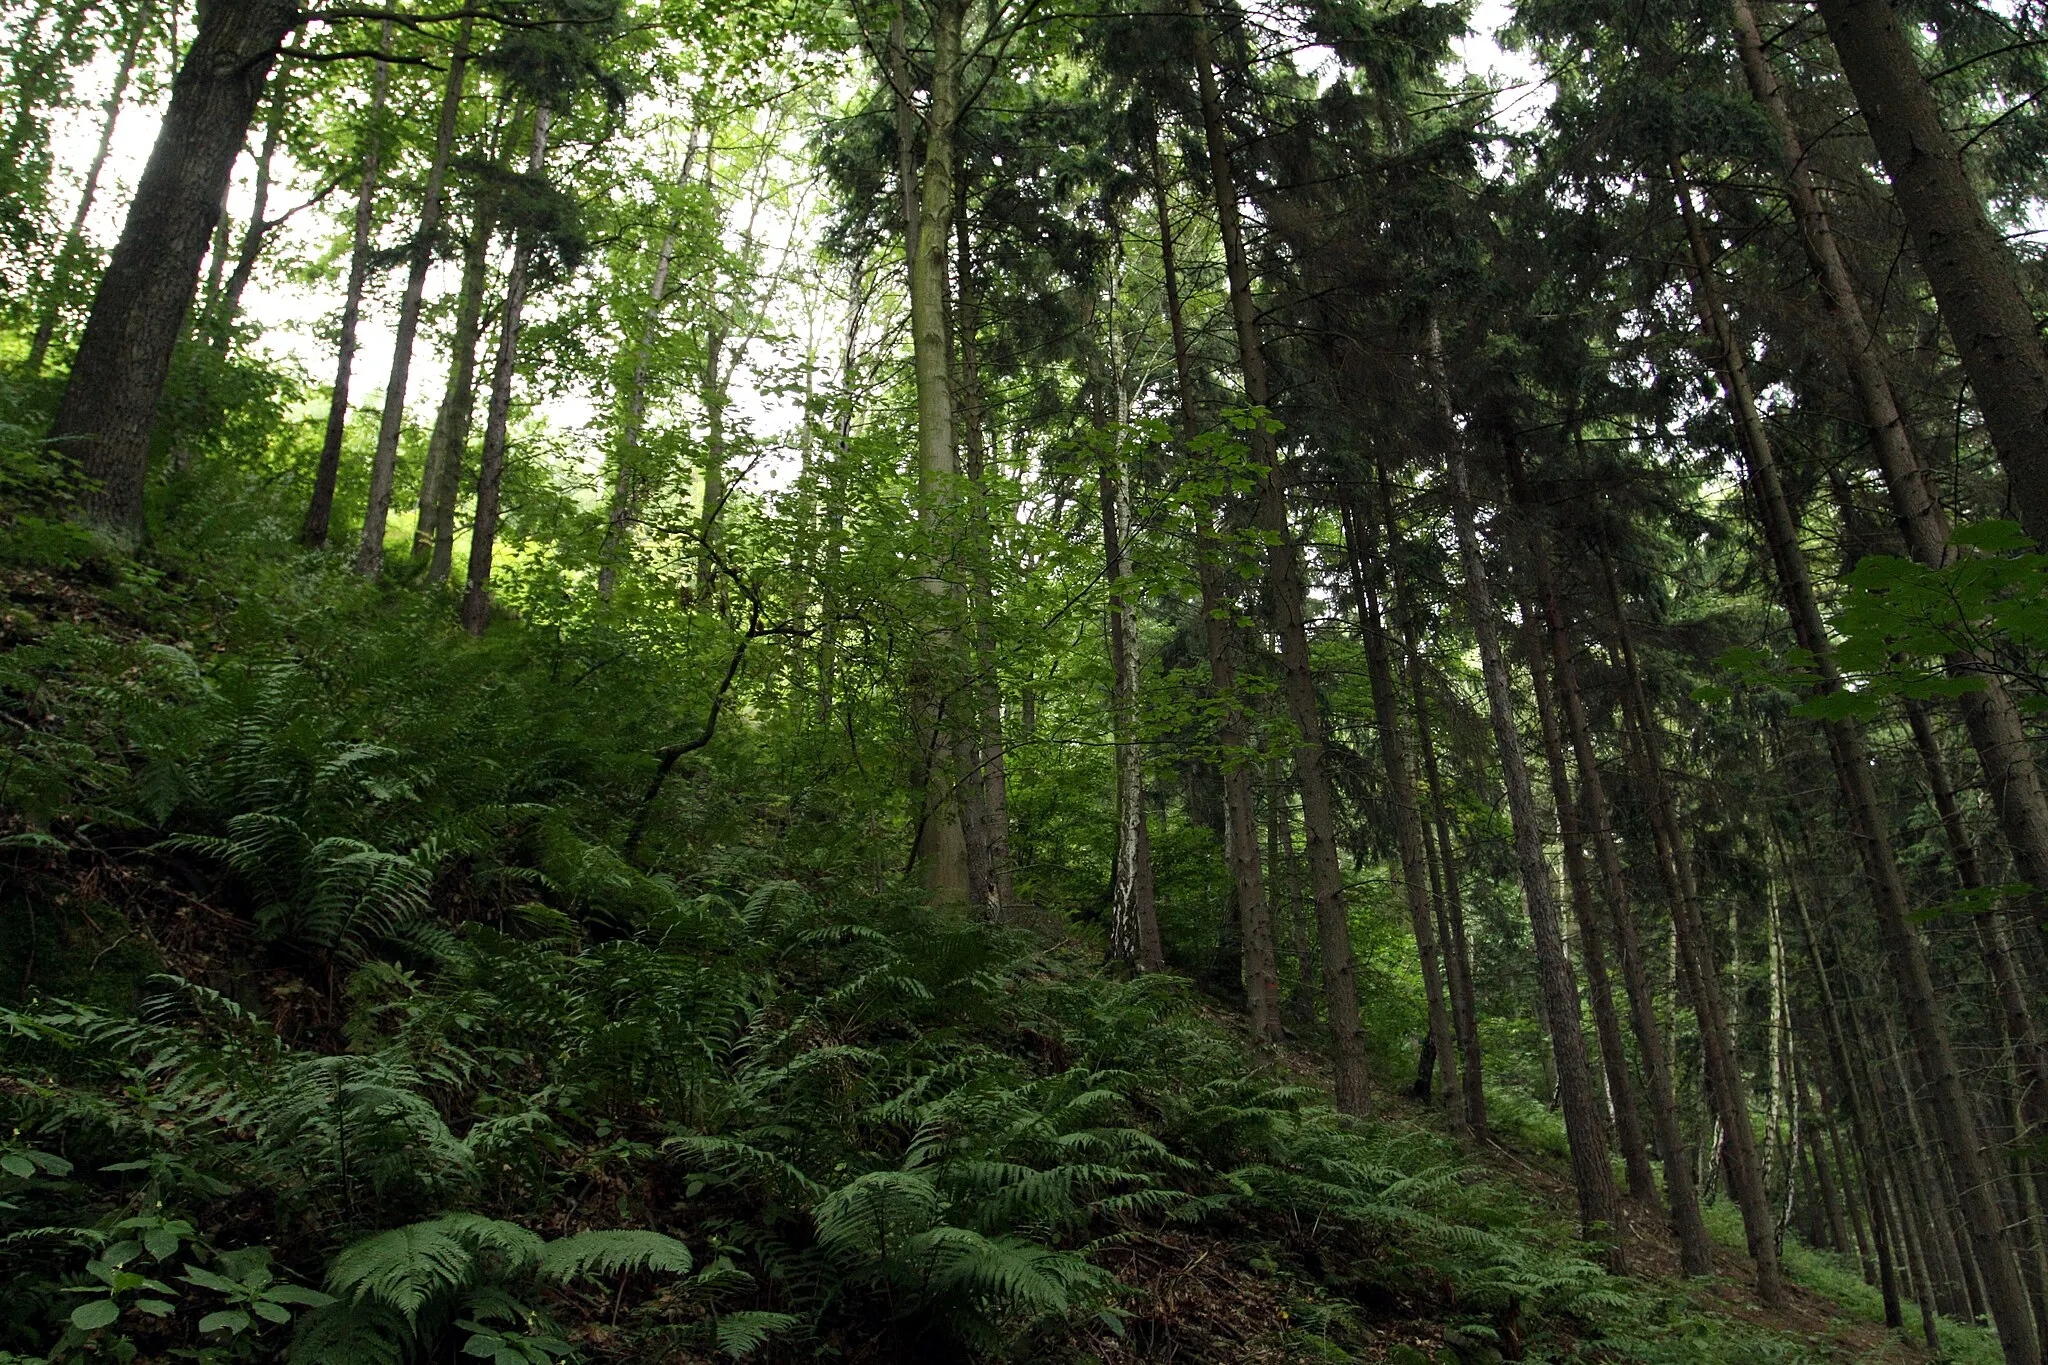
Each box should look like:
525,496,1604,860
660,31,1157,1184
0,463,1945,1363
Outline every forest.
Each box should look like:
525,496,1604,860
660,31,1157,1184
1,0,2046,1356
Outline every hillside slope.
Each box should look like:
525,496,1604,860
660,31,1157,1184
0,516,1988,1364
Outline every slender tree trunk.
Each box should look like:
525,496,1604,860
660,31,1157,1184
1382,462,1487,1135
300,19,391,549
214,51,290,346
599,217,680,597
892,0,970,903
1341,487,1462,1129
1191,15,1366,1109
358,17,470,576
1787,872,1906,1326
1605,550,1785,1303
1270,753,1319,1029
953,205,1016,920
460,106,550,635
1151,129,1277,1038
1800,1062,1854,1256
1439,383,1619,1259
1810,0,2048,546
47,0,299,550
1520,597,1657,1203
1519,456,1712,1271
1730,0,2048,932
29,4,144,370
1100,443,1163,970
1676,176,2037,1362
415,199,494,580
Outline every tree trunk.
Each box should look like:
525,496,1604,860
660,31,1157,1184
1151,128,1277,1038
29,4,144,370
1519,597,1657,1204
414,199,494,580
47,0,299,550
600,215,681,597
1787,872,1906,1327
1675,175,2038,1362
358,16,470,577
1730,0,2048,932
214,51,291,346
953,204,1016,920
1439,385,1619,1259
892,0,970,904
300,19,391,549
460,106,550,635
1604,548,1785,1303
1520,450,1712,1272
1100,446,1163,970
1191,12,1366,1111
1341,487,1462,1129
1381,455,1487,1135
1811,0,2048,546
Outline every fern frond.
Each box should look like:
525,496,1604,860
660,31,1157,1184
539,1229,692,1283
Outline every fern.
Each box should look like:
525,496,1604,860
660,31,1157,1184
714,1309,799,1358
538,1229,692,1282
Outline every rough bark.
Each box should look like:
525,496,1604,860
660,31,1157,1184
1604,547,1784,1303
301,19,391,549
1675,176,2036,1361
1341,488,1462,1129
414,198,494,580
1811,0,2048,546
1730,0,2048,931
1151,127,1278,1038
460,106,550,635
358,17,470,577
1440,402,1620,1259
48,0,299,549
1191,11,1367,1111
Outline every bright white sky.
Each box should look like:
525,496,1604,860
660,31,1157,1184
42,0,1546,500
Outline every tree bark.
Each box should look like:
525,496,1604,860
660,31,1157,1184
358,16,470,577
1439,388,1619,1259
1811,0,2048,546
1152,130,1277,1037
1381,455,1487,1135
1341,487,1461,1129
600,208,682,597
301,18,391,549
414,197,494,580
1675,175,2036,1361
1519,597,1657,1204
47,0,299,549
892,0,970,904
460,106,550,635
1604,547,1785,1303
1191,10,1367,1111
1100,445,1163,970
1730,0,2048,932
1519,447,1712,1271
213,51,291,346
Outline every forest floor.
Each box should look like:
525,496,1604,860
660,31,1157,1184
0,543,2004,1365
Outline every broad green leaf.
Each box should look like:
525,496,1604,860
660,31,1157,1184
69,1300,119,1331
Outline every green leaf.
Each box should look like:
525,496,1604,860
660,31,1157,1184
265,1284,336,1307
70,1300,119,1331
133,1298,176,1317
198,1310,251,1335
1950,519,2035,552
143,1227,180,1260
253,1300,291,1323
0,1155,33,1179
180,1266,243,1294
